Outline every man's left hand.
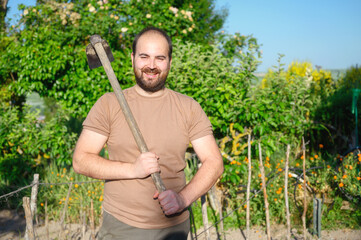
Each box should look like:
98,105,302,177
153,190,186,216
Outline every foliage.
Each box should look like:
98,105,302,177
312,65,361,154
37,163,104,225
1,0,230,118
236,57,319,157
0,103,77,186
168,38,259,137
332,151,361,204
216,126,361,230
337,65,361,90
262,61,334,97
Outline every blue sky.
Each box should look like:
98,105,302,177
6,0,361,72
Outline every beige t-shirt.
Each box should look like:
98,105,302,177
83,86,213,229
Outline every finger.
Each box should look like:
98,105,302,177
153,191,159,199
164,206,177,216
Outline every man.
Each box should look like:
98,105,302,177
73,27,223,240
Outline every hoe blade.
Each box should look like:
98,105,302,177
86,38,114,69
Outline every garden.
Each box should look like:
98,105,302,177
1,0,361,239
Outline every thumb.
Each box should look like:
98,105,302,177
153,191,159,199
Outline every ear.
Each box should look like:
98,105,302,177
131,52,134,67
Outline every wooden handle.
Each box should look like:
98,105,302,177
93,42,166,193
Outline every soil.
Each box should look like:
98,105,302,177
1,210,361,240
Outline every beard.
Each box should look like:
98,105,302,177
134,66,169,93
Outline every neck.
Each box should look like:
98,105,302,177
134,84,165,97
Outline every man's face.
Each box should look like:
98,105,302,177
131,33,171,92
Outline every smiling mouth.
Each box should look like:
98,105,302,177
141,66,161,78
144,72,159,78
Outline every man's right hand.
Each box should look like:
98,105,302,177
132,152,160,178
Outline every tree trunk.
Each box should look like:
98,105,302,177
0,0,9,32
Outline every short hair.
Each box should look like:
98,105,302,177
132,26,173,59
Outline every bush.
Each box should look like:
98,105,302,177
168,38,259,137
313,65,361,154
0,103,77,186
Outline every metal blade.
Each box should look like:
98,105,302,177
86,39,114,69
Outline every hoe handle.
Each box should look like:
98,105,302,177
91,38,166,193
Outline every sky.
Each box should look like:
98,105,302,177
6,0,361,72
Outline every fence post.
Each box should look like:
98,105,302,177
23,197,35,240
30,173,39,224
313,198,322,238
90,199,96,240
59,182,73,240
284,145,291,240
208,185,223,239
81,201,86,239
258,143,271,240
246,133,252,240
302,137,308,240
201,195,210,240
45,199,49,240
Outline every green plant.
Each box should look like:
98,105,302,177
168,39,259,137
38,163,104,225
0,103,77,186
1,0,229,118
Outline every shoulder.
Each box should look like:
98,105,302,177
166,88,199,106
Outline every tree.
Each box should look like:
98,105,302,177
0,0,8,33
0,0,240,118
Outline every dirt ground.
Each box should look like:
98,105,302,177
1,209,361,240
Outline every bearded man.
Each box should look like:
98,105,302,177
73,26,223,240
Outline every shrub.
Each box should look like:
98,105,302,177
0,103,77,186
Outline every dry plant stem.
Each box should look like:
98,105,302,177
90,199,96,240
45,199,49,240
201,195,210,240
60,182,73,230
285,145,291,240
302,137,307,240
208,186,224,239
81,202,86,239
219,203,224,240
258,143,271,240
30,174,39,225
23,197,35,240
246,134,252,240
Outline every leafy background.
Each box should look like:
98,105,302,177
1,0,361,232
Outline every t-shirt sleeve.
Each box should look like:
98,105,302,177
188,100,213,141
82,93,112,137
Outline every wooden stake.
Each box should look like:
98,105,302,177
59,182,72,240
201,195,210,240
90,199,96,240
45,199,49,240
23,197,35,240
284,145,291,240
302,137,308,240
208,185,224,239
81,202,86,239
258,143,271,240
246,133,252,240
61,183,73,229
30,174,39,225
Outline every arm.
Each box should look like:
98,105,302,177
73,129,160,180
156,134,224,215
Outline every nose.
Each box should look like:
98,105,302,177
148,58,156,69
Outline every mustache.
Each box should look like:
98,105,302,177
141,66,161,74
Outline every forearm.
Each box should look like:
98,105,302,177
179,159,223,207
73,152,133,180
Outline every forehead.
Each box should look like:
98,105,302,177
135,32,169,56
